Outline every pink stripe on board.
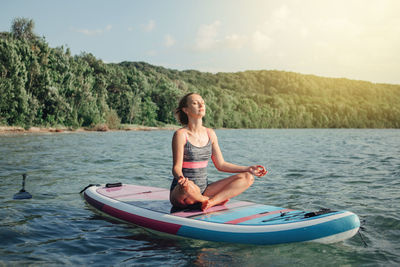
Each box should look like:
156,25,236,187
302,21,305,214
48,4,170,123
226,208,294,224
97,184,165,198
182,161,208,169
173,201,254,217
102,203,182,235
116,190,170,201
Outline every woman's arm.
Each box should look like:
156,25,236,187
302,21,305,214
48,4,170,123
172,129,188,183
209,129,267,177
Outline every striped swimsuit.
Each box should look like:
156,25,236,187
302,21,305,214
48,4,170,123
170,129,212,193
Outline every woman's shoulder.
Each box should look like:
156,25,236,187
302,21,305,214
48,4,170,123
205,127,215,135
175,127,187,134
205,127,217,142
173,128,188,140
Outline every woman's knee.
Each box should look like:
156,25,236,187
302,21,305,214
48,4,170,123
241,172,254,187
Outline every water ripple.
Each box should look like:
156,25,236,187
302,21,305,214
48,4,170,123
0,129,399,266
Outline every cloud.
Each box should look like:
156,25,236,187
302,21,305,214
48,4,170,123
193,21,247,51
129,20,155,33
247,5,297,53
164,34,176,47
75,25,112,36
251,31,272,52
142,20,155,32
273,5,290,22
193,21,221,51
224,34,247,50
190,6,301,55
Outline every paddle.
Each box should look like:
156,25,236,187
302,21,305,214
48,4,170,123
13,173,32,199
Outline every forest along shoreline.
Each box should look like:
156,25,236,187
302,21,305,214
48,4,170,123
2,19,399,130
0,125,180,135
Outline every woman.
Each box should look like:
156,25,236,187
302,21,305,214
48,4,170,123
170,93,267,211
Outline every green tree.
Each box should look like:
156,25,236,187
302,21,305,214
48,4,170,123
1,18,400,129
11,17,36,40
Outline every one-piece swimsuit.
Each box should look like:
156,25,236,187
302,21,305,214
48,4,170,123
170,129,212,193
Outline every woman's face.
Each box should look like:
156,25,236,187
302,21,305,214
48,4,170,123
183,94,206,118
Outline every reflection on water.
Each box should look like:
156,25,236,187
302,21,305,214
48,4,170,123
0,129,399,266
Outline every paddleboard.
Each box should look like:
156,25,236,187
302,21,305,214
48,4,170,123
82,183,360,245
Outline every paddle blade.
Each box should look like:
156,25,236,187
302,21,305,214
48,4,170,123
13,191,32,199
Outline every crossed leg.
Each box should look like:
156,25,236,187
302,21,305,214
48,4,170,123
201,172,254,211
170,172,254,211
170,179,209,208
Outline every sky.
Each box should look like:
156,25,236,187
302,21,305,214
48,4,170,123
1,0,400,84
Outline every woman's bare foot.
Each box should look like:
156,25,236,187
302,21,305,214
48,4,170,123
178,179,209,205
201,199,213,211
201,198,229,211
219,199,230,206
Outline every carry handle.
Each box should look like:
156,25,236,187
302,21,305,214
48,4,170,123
105,182,122,188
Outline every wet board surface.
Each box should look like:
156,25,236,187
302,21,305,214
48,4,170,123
83,184,360,245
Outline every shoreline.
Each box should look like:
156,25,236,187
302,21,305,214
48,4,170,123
1,126,397,135
0,125,180,135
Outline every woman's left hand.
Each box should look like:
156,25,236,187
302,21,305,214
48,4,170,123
249,165,268,177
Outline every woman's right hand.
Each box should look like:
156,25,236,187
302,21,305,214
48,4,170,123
177,176,189,186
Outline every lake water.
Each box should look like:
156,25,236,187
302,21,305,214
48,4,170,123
0,129,399,266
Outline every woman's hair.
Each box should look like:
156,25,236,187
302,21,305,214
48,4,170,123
175,92,197,125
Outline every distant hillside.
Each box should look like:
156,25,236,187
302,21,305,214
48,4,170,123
1,20,399,129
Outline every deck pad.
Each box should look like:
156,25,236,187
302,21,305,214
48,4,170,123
97,184,256,216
